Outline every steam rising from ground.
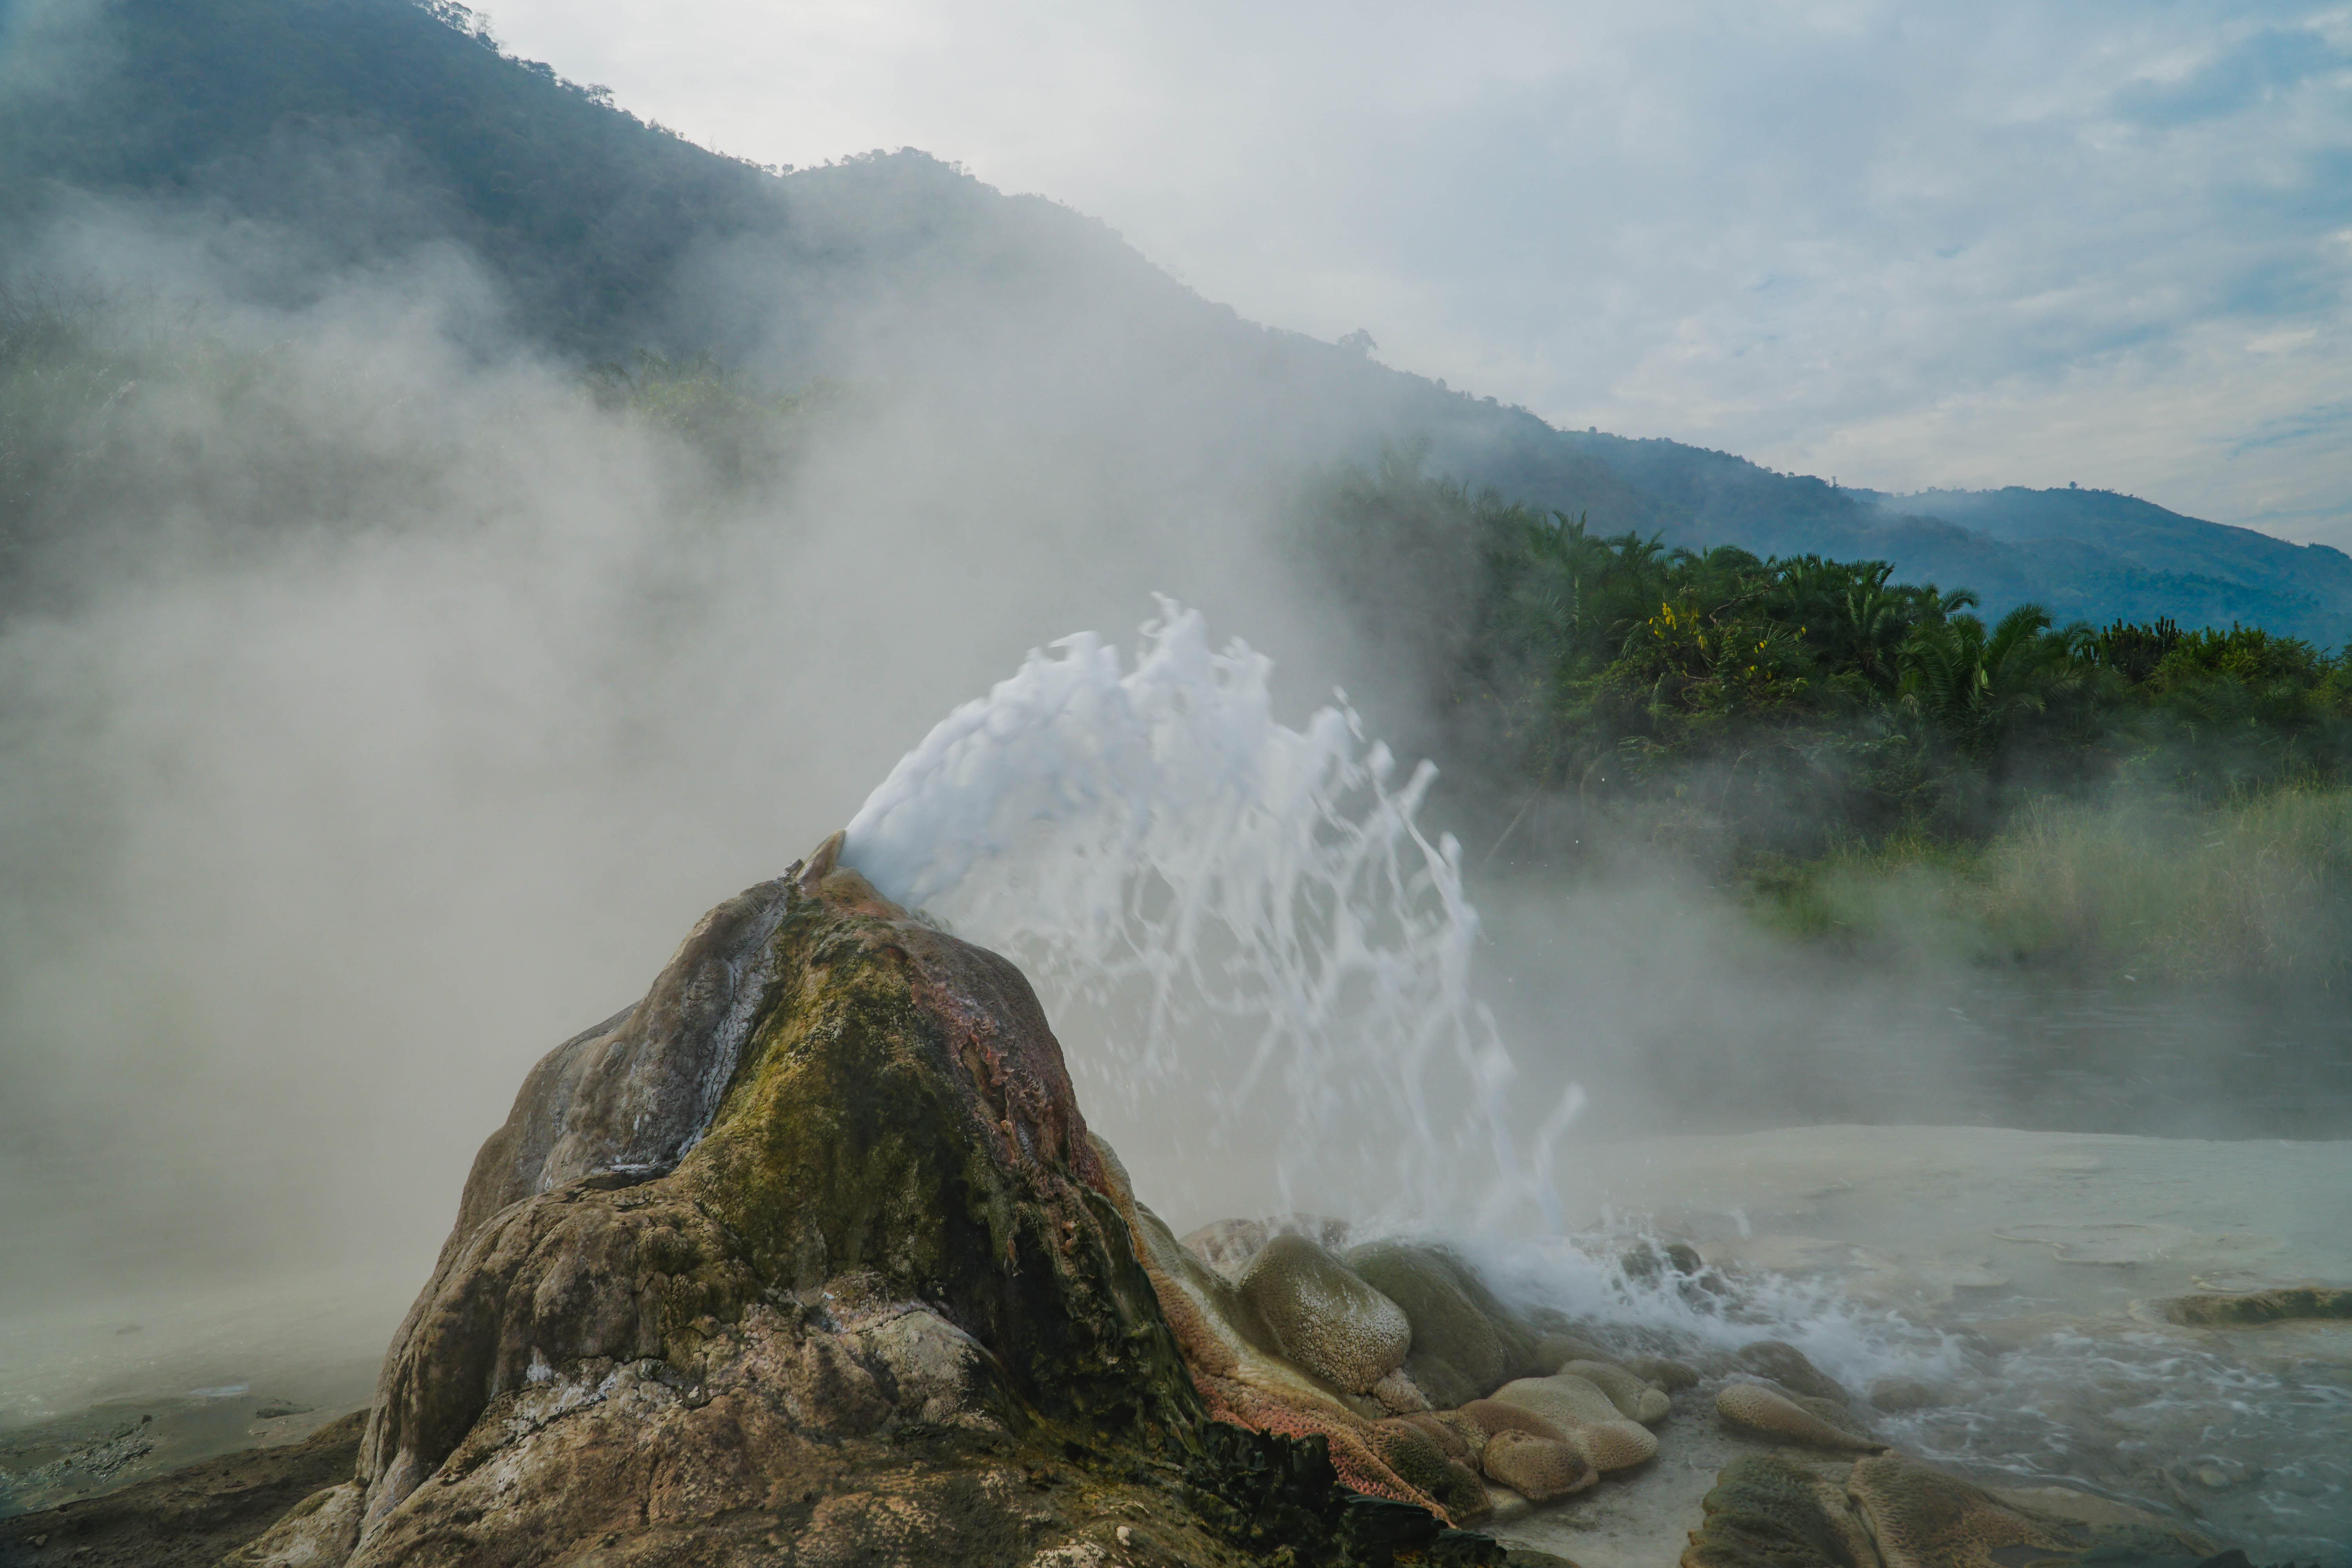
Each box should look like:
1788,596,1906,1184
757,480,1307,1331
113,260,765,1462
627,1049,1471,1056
844,601,1582,1226
1,186,2336,1353
5,185,2349,1564
0,207,1348,1320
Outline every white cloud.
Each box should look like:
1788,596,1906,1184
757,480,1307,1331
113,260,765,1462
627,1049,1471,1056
479,0,2352,542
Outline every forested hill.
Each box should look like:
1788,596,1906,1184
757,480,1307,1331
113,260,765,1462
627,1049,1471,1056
1420,417,2352,645
5,0,2348,642
1864,485,2352,642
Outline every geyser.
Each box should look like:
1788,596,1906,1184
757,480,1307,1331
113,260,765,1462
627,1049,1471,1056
224,862,1465,1567
7,605,2339,1567
843,599,1583,1230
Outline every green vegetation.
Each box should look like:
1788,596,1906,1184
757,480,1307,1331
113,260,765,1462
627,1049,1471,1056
1303,450,2352,981
1309,451,2352,833
0,0,787,353
586,350,850,488
1746,783,2352,982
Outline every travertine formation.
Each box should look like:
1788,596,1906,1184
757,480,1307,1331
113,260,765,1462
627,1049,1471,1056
1715,1381,1885,1455
226,848,1507,1568
1489,1376,1662,1473
1732,1340,1851,1405
1559,1359,1673,1424
1681,1452,2221,1568
1236,1234,1414,1395
1477,1430,1593,1504
1343,1241,1549,1410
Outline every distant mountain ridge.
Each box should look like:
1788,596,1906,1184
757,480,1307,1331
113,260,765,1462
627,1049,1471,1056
1862,485,2352,641
5,0,2348,644
1416,417,2352,645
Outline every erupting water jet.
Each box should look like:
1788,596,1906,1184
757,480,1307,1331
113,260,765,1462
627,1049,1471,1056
842,598,1585,1232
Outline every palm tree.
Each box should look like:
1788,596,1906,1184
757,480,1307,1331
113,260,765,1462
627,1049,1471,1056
1505,512,1671,681
1898,603,2084,754
1771,557,1975,694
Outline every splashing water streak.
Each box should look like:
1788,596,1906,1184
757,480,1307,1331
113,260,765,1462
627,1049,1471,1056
845,601,1581,1227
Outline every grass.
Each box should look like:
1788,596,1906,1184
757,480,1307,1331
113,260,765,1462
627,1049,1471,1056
1742,781,2352,982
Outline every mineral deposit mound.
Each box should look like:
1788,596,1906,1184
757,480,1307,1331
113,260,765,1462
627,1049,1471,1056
225,837,1508,1568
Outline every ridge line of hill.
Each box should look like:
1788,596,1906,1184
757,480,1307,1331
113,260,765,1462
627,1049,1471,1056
2,0,2345,642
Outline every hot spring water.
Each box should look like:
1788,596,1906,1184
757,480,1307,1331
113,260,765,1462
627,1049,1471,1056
844,602,2351,1561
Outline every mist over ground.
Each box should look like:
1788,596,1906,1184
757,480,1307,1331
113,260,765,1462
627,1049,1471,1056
0,205,1364,1315
1,1,2343,1350
0,230,2313,1337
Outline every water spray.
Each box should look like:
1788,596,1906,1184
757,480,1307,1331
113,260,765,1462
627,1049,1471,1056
844,598,1584,1231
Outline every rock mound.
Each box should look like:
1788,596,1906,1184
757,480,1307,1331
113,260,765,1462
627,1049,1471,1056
1715,1382,1884,1454
1730,1340,1848,1406
1181,1215,1354,1281
236,849,1500,1567
1489,1376,1659,1473
1236,1235,1412,1395
1343,1241,1545,1408
1559,1359,1671,1424
1477,1430,1593,1503
1680,1452,2221,1568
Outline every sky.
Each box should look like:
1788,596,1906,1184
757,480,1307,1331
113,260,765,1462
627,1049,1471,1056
469,0,2352,546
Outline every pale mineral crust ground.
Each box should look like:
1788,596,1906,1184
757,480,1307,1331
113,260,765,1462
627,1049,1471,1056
1548,1124,2352,1311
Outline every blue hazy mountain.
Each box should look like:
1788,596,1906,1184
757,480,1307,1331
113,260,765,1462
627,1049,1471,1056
5,0,2346,643
1424,413,2352,642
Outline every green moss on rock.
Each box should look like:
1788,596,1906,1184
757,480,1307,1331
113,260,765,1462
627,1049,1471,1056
326,864,1495,1566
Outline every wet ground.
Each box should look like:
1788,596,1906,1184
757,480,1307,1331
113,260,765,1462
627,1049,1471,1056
0,1412,365,1567
1833,980,2352,1141
0,1265,402,1522
1504,1124,2352,1564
